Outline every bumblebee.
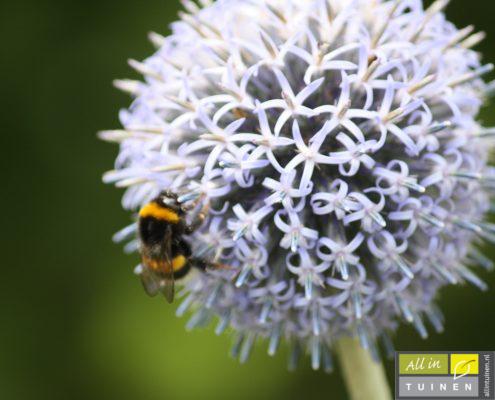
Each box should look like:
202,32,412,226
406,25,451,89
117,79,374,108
137,191,212,303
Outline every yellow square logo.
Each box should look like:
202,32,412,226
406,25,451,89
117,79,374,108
450,354,479,376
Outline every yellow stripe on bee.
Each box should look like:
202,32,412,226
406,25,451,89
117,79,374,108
143,255,187,272
139,202,180,223
171,255,187,272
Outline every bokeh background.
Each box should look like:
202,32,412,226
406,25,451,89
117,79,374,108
2,0,495,399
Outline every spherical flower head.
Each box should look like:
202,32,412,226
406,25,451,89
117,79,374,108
101,0,495,370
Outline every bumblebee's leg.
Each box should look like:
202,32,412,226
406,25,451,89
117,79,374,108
184,202,210,234
190,257,208,272
210,262,232,271
190,258,232,272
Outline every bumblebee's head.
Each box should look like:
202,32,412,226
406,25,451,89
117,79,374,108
155,191,183,214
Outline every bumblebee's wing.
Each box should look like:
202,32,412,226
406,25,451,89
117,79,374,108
159,227,175,303
139,263,161,297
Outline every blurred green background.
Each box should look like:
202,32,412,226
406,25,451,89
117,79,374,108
2,0,495,399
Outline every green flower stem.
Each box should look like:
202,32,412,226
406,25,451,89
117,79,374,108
336,337,392,400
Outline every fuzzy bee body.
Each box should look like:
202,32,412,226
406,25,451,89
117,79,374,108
137,191,208,302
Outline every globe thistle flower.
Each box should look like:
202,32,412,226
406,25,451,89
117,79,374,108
101,0,495,371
